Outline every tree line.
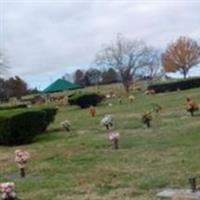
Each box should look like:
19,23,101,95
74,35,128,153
1,34,200,97
73,67,121,86
0,76,38,101
75,34,200,92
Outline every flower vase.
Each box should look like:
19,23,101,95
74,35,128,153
20,168,25,178
113,139,119,149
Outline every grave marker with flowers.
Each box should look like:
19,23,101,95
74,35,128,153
14,150,30,178
101,115,114,130
118,97,122,104
108,132,120,149
152,104,162,114
0,182,17,200
186,97,199,116
60,120,71,132
142,112,152,128
89,106,96,117
128,95,135,103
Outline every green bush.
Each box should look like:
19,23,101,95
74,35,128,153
68,92,104,108
148,77,200,93
0,104,27,110
0,107,57,146
41,107,58,131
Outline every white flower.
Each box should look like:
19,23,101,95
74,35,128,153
10,192,16,198
60,120,71,130
1,193,8,199
101,115,113,126
106,94,111,99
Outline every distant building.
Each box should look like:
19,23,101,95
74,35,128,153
43,79,82,93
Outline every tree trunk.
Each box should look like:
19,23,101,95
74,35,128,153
182,69,188,79
123,82,130,94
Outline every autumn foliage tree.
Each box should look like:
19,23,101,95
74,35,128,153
162,36,200,78
0,76,29,101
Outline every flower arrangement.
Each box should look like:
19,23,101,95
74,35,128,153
145,89,155,95
142,112,152,128
60,120,71,131
14,150,30,178
106,94,111,99
112,94,116,98
106,92,116,99
108,132,120,149
152,104,162,113
0,182,16,200
118,97,122,104
89,106,96,117
186,97,199,116
101,115,114,130
128,95,135,103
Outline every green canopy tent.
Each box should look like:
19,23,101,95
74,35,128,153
43,79,82,93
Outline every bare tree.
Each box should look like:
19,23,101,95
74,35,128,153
95,34,157,92
162,36,200,78
140,50,164,81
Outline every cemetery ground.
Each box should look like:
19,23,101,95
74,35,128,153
0,85,200,200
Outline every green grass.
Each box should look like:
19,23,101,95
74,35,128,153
0,85,200,200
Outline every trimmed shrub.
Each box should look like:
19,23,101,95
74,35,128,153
41,107,58,131
148,77,200,93
0,104,27,110
68,92,104,108
0,107,57,145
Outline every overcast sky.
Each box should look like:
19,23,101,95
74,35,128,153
1,0,200,89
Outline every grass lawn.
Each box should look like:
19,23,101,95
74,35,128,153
0,85,200,200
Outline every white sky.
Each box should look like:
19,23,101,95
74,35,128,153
1,0,200,89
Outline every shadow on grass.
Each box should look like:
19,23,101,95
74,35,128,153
46,127,61,134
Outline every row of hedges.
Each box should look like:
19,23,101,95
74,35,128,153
148,77,200,93
0,107,57,146
68,92,105,108
0,104,28,110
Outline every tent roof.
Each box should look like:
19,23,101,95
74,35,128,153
43,79,82,93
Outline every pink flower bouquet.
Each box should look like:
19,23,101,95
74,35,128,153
15,150,30,178
108,132,120,149
0,182,16,200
